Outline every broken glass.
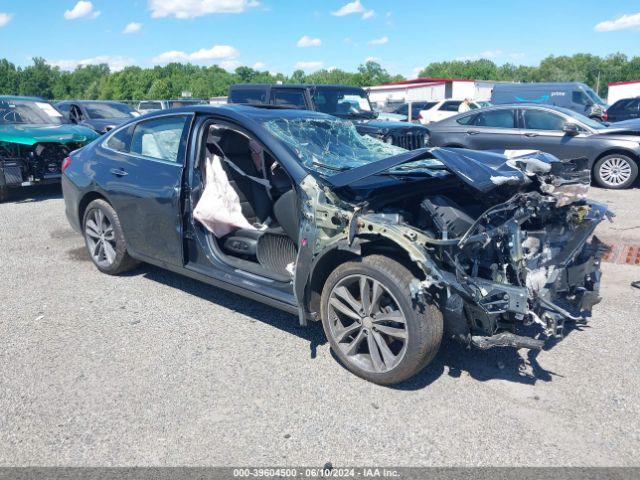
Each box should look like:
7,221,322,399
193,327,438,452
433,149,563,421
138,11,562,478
263,117,441,177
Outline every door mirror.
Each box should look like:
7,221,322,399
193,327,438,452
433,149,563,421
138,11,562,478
562,123,580,136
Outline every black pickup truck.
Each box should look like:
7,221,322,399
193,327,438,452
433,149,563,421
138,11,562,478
228,84,429,150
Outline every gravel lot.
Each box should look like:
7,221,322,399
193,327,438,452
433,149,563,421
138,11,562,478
1,184,639,467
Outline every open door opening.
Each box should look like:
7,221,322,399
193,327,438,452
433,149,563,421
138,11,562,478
191,122,299,282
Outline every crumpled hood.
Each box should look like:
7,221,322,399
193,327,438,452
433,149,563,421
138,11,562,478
0,123,99,146
327,147,588,197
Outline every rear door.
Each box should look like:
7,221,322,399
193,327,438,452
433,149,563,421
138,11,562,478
463,108,528,150
101,114,192,266
520,108,592,159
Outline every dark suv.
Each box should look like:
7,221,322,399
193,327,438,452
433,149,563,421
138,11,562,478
228,84,430,150
606,97,640,123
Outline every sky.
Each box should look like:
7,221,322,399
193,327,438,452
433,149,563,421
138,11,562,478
0,0,639,77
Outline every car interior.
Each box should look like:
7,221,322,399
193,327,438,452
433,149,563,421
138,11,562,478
191,123,300,282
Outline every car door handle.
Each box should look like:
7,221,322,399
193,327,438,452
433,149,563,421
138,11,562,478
110,168,128,177
524,132,539,137
466,130,480,135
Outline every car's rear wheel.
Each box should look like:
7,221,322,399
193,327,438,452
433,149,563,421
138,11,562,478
320,255,443,385
83,199,138,275
593,154,638,189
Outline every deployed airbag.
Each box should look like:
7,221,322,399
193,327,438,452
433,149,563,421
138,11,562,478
193,153,256,238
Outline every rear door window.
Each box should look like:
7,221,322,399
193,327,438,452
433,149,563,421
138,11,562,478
106,127,132,152
129,116,189,163
473,109,516,128
456,114,477,125
272,89,307,108
522,109,565,130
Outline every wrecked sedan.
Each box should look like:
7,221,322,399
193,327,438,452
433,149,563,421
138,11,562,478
0,96,99,202
62,105,609,385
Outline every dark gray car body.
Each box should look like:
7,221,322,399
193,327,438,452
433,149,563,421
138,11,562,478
56,100,137,134
426,104,640,172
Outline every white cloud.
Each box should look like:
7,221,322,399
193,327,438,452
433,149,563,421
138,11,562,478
456,49,503,61
48,55,134,72
297,35,322,47
0,12,12,27
152,44,239,64
219,60,241,71
295,61,324,71
149,0,259,19
595,12,640,32
253,61,266,69
332,0,373,19
123,22,142,34
64,1,100,20
368,36,388,45
365,56,379,62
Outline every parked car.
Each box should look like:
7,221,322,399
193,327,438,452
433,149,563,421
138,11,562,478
56,100,139,134
228,84,430,150
137,99,207,115
425,104,640,189
491,82,608,120
605,97,640,122
418,99,486,124
62,104,606,384
392,101,438,122
0,96,99,202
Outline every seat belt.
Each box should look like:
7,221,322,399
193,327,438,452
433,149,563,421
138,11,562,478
206,141,273,196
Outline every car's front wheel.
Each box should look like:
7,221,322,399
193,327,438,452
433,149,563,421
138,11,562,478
83,199,138,275
593,154,638,189
320,255,443,385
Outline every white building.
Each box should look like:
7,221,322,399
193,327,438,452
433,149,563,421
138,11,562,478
607,80,640,105
367,77,496,108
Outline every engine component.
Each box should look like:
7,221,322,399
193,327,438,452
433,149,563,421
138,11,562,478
420,195,474,238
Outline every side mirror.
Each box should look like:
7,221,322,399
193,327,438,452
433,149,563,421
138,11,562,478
563,123,580,136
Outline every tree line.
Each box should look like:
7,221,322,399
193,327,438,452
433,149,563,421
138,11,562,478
0,53,638,101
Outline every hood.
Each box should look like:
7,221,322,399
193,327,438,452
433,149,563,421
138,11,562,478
0,123,99,146
80,118,129,133
597,118,640,136
327,147,587,196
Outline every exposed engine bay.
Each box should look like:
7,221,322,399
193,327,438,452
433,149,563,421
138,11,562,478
0,141,82,186
297,148,611,350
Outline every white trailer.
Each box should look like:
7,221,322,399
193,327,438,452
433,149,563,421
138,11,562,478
607,80,640,105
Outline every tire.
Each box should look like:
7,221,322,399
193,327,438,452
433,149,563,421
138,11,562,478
320,254,443,385
593,154,638,189
0,186,8,203
82,199,139,275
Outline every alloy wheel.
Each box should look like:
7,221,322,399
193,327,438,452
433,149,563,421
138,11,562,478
85,208,117,268
598,157,633,187
327,274,408,374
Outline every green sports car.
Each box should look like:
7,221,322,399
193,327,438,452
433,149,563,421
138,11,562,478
0,96,99,201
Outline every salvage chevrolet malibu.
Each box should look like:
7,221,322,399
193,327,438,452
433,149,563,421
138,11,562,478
0,96,99,201
62,105,609,385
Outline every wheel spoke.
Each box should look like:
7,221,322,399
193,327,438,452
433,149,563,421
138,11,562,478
370,280,383,314
344,329,366,356
367,332,385,372
360,276,371,315
372,310,405,324
96,209,105,231
96,241,105,261
103,226,114,241
374,324,407,339
334,322,361,343
103,240,116,264
329,297,361,321
333,286,362,314
372,330,397,367
85,219,100,237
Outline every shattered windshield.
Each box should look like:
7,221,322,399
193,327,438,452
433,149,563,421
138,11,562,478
0,99,65,125
263,117,441,177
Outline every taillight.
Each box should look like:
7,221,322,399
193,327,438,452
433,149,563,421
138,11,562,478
61,156,72,173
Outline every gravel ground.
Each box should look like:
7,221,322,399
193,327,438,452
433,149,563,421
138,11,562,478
1,184,639,467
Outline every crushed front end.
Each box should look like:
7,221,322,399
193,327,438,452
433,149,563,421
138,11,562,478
305,148,611,350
